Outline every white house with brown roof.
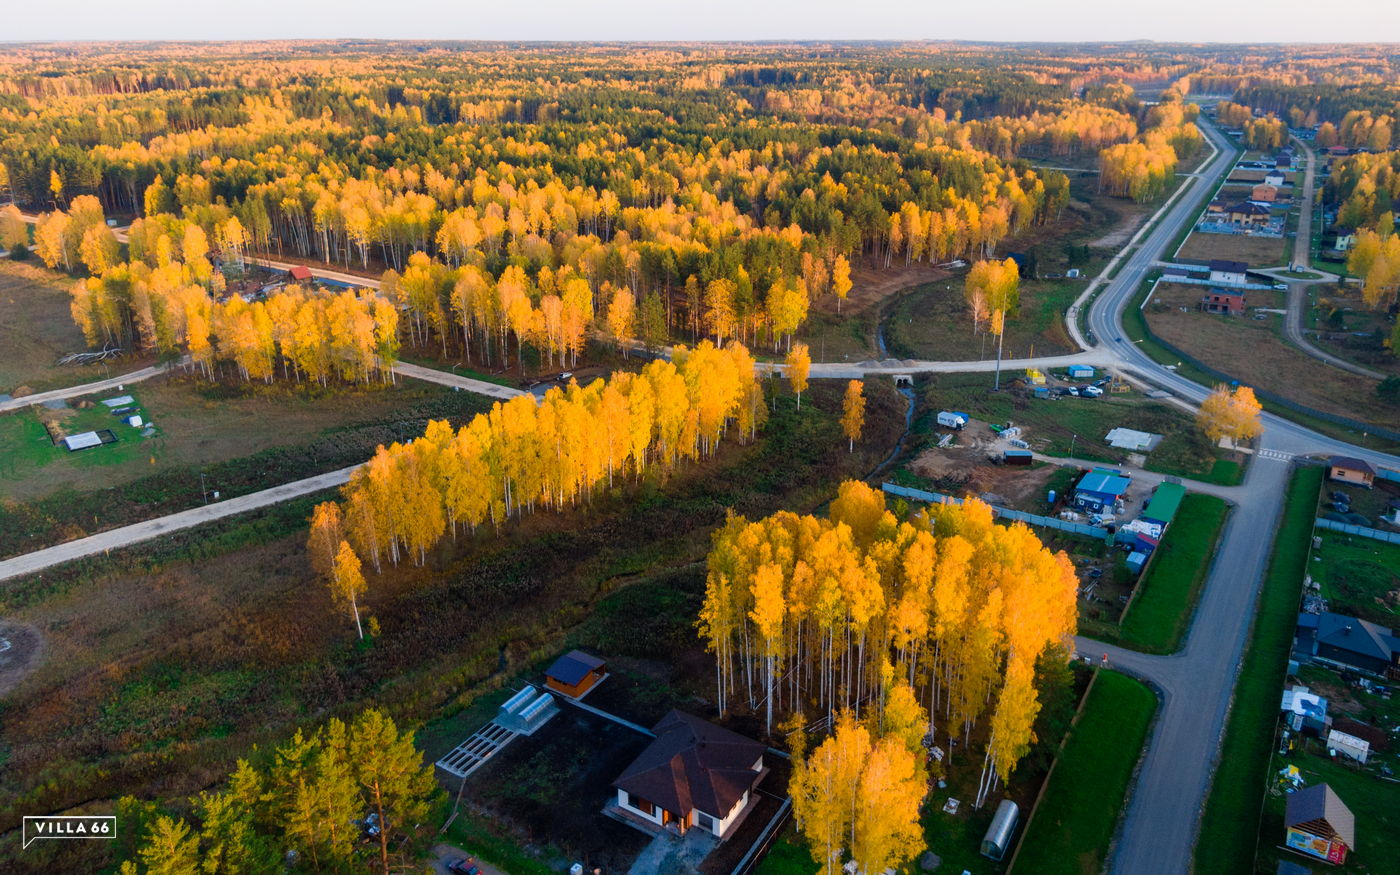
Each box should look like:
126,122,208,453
612,710,766,839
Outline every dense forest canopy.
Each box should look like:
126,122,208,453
2,40,1395,367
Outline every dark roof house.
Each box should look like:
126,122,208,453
1327,456,1375,487
613,710,766,839
1296,611,1400,676
1210,259,1249,272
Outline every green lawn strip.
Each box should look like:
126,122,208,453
1194,466,1323,874
442,810,558,875
1119,494,1229,653
1009,670,1156,875
1310,531,1400,628
753,827,817,875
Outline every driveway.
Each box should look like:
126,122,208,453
429,843,511,875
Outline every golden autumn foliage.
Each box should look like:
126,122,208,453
786,343,811,407
329,341,763,572
1196,384,1264,444
700,481,1078,807
841,380,865,452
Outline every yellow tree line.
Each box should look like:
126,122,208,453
319,341,764,573
698,481,1078,802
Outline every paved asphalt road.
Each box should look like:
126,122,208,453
1271,142,1386,379
9,118,1400,874
1077,117,1398,873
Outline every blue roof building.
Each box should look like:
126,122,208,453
1073,468,1131,514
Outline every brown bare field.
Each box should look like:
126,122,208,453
1087,193,1159,249
1177,229,1287,267
0,261,144,396
1227,170,1297,184
1146,285,1397,429
813,262,951,317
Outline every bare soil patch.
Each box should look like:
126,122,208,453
813,262,950,316
906,420,1056,508
1146,285,1396,428
0,262,151,396
0,620,44,697
1089,197,1156,249
1177,229,1287,267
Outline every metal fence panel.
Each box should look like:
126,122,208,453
1314,517,1400,544
881,483,1104,538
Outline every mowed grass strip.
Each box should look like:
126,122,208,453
1009,670,1156,875
1193,466,1323,874
1119,493,1229,653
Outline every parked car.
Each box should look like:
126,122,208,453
1080,385,1104,397
448,859,481,875
1063,387,1080,397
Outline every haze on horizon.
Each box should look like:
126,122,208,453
8,0,1400,44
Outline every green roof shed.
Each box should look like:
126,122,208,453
1143,482,1185,526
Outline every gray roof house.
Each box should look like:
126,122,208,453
1296,611,1400,676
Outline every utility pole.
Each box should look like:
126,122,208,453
201,472,208,505
1070,433,1078,458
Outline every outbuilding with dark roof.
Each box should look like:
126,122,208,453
1326,456,1375,487
544,650,607,699
1284,783,1354,864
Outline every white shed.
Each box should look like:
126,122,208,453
1326,729,1370,764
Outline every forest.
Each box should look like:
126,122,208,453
4,38,1400,875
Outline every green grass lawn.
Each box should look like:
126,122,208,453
1257,744,1400,875
885,277,1081,362
1310,532,1400,628
754,828,818,875
1009,670,1157,875
0,390,157,481
443,810,557,875
1194,466,1323,874
1118,494,1230,653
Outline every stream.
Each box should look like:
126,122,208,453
868,308,918,478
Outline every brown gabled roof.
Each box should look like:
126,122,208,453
614,710,764,818
1285,783,1355,849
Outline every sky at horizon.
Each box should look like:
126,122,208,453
8,0,1400,44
